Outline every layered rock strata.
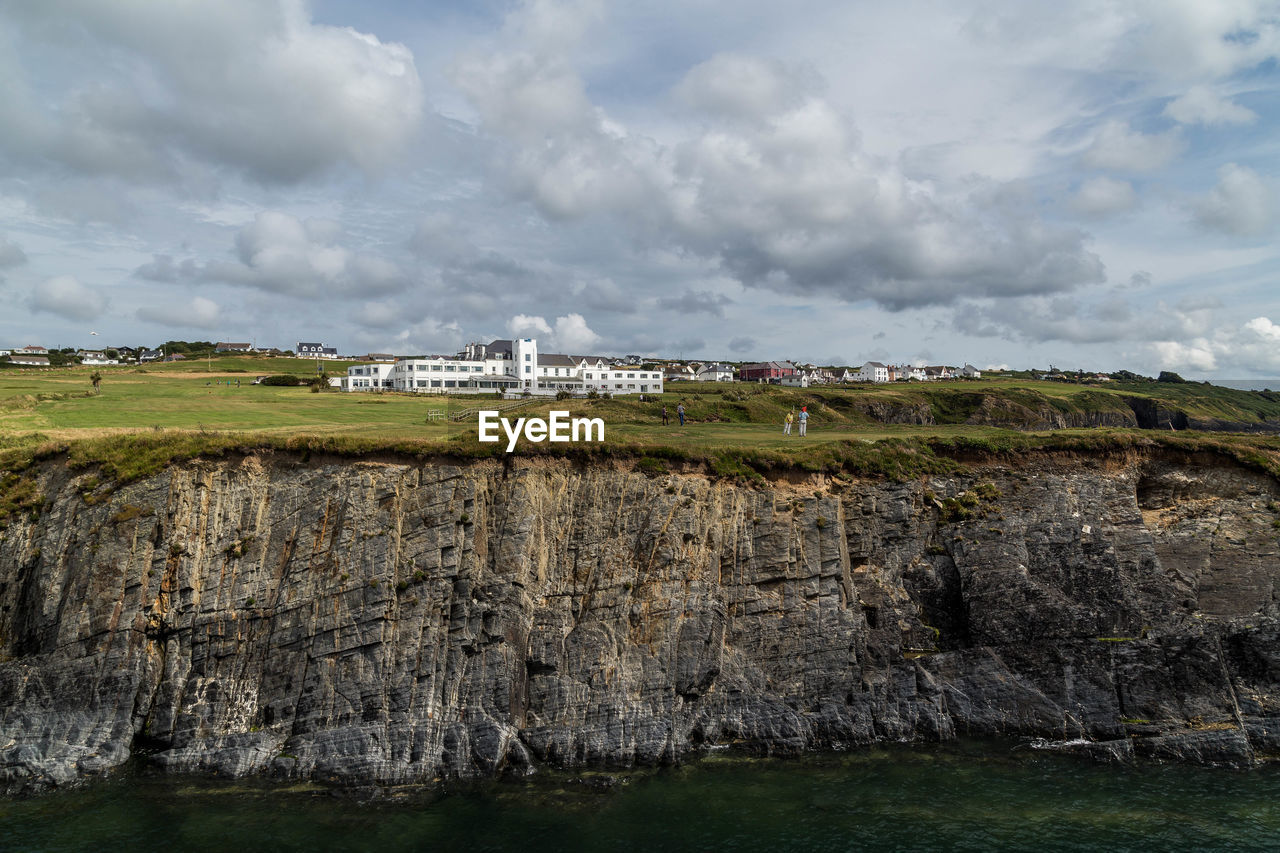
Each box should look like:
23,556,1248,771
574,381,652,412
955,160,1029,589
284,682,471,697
1,451,1277,794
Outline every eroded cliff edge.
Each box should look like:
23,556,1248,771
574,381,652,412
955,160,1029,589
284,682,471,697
1,450,1278,794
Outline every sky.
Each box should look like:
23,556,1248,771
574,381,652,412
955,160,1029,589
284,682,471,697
0,0,1278,377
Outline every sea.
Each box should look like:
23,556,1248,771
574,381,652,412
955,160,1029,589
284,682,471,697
2,741,1277,852
1211,379,1280,392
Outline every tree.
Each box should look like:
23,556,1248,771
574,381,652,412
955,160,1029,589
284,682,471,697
1157,371,1186,383
90,371,102,393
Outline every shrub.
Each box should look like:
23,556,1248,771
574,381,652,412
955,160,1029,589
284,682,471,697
636,456,667,477
258,375,304,386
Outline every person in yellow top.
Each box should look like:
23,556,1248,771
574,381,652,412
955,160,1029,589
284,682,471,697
784,410,794,435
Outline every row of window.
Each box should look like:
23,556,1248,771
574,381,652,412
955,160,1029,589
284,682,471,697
399,363,486,373
405,379,512,389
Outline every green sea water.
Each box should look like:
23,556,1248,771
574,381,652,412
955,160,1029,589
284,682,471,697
2,741,1277,852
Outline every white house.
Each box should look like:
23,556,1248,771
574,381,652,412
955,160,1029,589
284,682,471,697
344,361,396,391
779,373,810,388
9,354,49,366
77,350,119,365
857,361,890,383
359,338,662,397
696,363,734,382
960,363,981,378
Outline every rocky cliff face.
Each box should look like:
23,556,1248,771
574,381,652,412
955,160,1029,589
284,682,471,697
2,451,1278,794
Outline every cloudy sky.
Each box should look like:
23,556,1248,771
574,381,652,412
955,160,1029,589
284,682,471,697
1,0,1278,376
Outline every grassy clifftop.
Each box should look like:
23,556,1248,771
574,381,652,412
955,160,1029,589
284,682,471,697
1,361,1279,494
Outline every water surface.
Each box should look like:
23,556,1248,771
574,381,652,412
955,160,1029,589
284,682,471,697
2,741,1277,852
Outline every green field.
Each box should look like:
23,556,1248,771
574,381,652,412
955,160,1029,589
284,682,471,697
1,359,1279,490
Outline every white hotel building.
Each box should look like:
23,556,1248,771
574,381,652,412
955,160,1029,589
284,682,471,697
344,338,663,397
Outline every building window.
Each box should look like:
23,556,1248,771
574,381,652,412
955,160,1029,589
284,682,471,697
445,365,455,372
444,380,455,388
525,353,531,361
525,366,530,374
431,380,441,388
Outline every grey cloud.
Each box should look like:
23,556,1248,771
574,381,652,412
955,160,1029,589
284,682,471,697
0,236,27,269
952,293,1220,345
657,289,732,317
135,254,197,282
137,296,221,329
29,276,107,322
728,336,755,353
1192,163,1273,237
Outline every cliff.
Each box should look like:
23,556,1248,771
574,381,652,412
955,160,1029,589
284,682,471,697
2,449,1278,795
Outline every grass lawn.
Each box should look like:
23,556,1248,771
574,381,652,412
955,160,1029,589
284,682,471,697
0,364,448,440
1,362,1279,487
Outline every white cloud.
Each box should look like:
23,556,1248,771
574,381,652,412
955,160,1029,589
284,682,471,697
1163,85,1257,126
1069,176,1138,217
202,211,409,297
137,296,221,329
1,0,424,183
29,276,107,321
1147,316,1280,374
553,312,602,352
1080,120,1183,172
508,314,553,337
674,53,820,121
507,312,601,352
1192,163,1273,237
456,28,1106,310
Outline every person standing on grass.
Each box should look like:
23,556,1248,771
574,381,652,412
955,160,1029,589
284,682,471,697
677,402,685,426
784,410,794,435
662,405,669,425
798,405,808,436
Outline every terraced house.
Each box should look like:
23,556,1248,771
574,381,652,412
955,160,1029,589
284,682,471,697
344,338,663,397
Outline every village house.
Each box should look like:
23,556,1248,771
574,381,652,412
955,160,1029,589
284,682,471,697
738,361,797,382
8,354,49,366
138,349,163,363
296,342,339,359
215,342,254,353
959,363,982,378
696,363,734,382
857,361,890,383
17,345,49,355
77,350,118,365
